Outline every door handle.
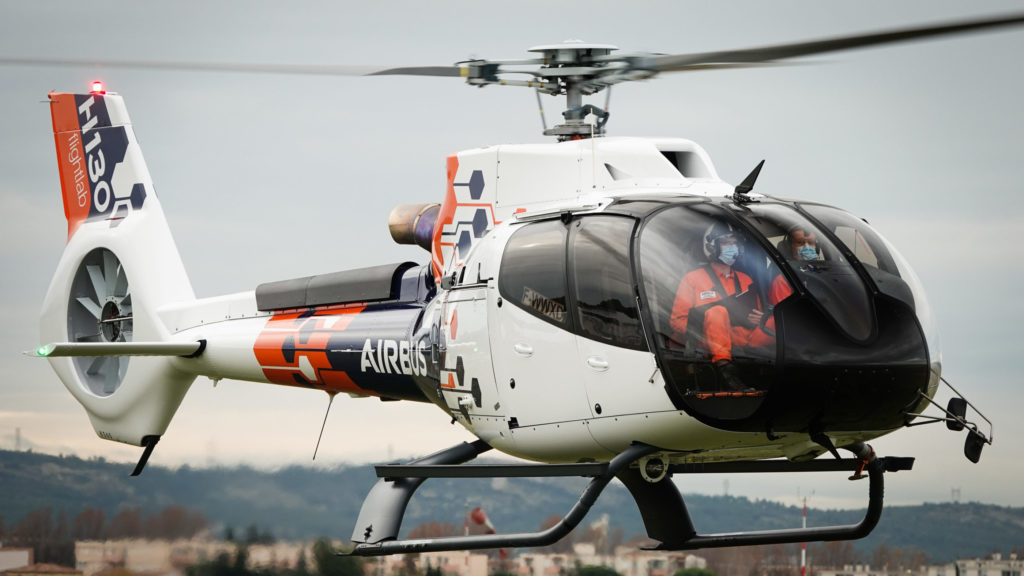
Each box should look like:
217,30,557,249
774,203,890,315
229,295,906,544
513,343,534,357
586,356,609,371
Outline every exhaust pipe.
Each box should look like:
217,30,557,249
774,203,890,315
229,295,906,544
388,203,440,251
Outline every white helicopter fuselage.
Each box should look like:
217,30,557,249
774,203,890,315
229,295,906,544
163,137,907,465
40,92,934,469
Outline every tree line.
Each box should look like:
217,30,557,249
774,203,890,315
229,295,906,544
0,505,208,566
185,539,362,576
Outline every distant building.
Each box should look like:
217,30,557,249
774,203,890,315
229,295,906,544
517,550,574,576
610,547,706,576
817,564,913,576
0,549,34,573
75,540,314,576
366,550,489,576
0,563,82,576
422,551,489,576
951,553,1023,576
818,552,1023,576
515,543,705,576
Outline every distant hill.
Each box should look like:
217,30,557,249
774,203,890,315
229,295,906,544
1,449,1021,562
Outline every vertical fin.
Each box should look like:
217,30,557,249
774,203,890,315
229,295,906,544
49,90,150,242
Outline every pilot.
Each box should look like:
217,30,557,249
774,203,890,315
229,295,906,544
670,222,774,393
768,225,821,305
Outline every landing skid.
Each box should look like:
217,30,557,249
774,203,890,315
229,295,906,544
347,440,913,556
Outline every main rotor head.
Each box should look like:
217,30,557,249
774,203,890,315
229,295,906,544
453,40,640,139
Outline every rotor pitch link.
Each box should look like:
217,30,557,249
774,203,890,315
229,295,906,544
347,442,661,556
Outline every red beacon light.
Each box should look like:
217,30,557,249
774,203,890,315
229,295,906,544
90,81,106,95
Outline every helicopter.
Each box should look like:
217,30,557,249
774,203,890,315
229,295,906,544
28,11,1022,556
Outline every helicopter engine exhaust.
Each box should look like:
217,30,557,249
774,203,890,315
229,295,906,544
388,202,440,251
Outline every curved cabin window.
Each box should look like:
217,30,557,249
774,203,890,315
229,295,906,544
737,203,874,343
638,204,784,420
800,203,940,369
570,216,646,351
499,220,568,327
639,204,784,361
800,204,913,308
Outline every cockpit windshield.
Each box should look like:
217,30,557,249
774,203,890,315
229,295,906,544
637,200,930,428
734,203,874,342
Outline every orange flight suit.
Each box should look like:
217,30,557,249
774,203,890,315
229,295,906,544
767,273,793,306
670,266,774,362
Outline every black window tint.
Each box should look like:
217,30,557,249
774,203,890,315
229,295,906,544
571,216,646,350
800,204,900,275
801,203,916,311
499,220,568,326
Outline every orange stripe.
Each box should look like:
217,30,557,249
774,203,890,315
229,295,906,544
252,305,368,389
440,372,456,389
432,155,460,280
49,93,90,242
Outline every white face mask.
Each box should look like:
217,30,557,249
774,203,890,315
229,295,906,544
797,244,818,261
718,244,740,265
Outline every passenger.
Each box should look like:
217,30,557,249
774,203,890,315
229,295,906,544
670,222,774,393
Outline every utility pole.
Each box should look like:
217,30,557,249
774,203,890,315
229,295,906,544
799,489,814,576
801,496,807,576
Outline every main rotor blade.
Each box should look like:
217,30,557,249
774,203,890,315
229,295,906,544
651,12,1024,72
0,57,462,78
369,66,464,77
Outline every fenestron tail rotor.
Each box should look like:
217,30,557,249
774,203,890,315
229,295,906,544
68,248,133,397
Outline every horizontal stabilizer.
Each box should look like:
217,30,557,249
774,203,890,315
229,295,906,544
35,341,204,358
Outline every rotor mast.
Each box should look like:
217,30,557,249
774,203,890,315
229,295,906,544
527,41,620,140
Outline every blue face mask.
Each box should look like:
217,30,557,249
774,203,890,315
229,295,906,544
718,244,740,265
797,244,818,261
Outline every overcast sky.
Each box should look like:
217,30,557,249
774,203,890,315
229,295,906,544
2,1,1023,516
